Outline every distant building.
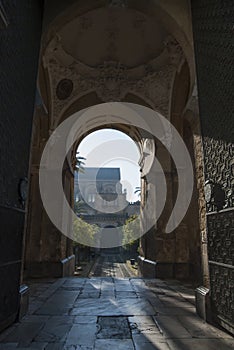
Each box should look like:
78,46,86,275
74,167,140,251
74,167,140,252
75,167,140,226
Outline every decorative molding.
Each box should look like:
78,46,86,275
96,61,128,102
203,136,234,211
56,79,74,100
43,35,184,125
164,36,184,68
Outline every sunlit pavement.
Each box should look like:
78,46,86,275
0,276,233,350
88,254,134,278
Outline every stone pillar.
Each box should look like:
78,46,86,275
153,141,177,278
139,124,199,280
138,140,178,278
24,111,75,278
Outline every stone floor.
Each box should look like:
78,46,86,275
89,254,134,278
0,277,233,350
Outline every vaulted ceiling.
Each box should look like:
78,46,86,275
58,7,168,68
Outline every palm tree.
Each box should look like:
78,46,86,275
73,152,86,207
74,200,87,216
74,152,86,173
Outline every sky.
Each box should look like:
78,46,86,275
77,129,141,202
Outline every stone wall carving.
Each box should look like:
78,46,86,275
191,0,234,332
203,137,234,212
164,36,184,68
209,263,233,325
43,34,184,126
207,210,234,266
95,61,128,102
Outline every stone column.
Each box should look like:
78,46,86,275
24,112,75,278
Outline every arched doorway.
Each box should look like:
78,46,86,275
74,128,141,261
23,0,205,286
1,0,233,338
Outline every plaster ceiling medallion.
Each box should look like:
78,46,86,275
56,79,73,100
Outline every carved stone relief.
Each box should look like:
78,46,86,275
43,34,185,127
56,79,73,100
164,36,185,68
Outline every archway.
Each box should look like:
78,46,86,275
74,127,141,262
23,0,205,286
1,0,233,339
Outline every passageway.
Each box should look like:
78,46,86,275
89,254,135,278
0,276,232,349
1,0,233,343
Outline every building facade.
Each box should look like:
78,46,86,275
75,167,140,251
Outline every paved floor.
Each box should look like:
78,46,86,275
89,254,133,278
0,276,233,350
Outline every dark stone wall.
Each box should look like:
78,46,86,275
191,0,234,331
0,1,43,331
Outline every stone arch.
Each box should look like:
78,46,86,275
24,100,148,277
24,0,203,282
54,91,155,180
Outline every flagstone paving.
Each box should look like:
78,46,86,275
0,277,233,349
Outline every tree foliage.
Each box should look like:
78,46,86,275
122,215,140,248
73,217,99,247
74,152,86,172
74,200,87,215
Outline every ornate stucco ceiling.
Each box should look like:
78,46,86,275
40,4,190,129
58,7,168,68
